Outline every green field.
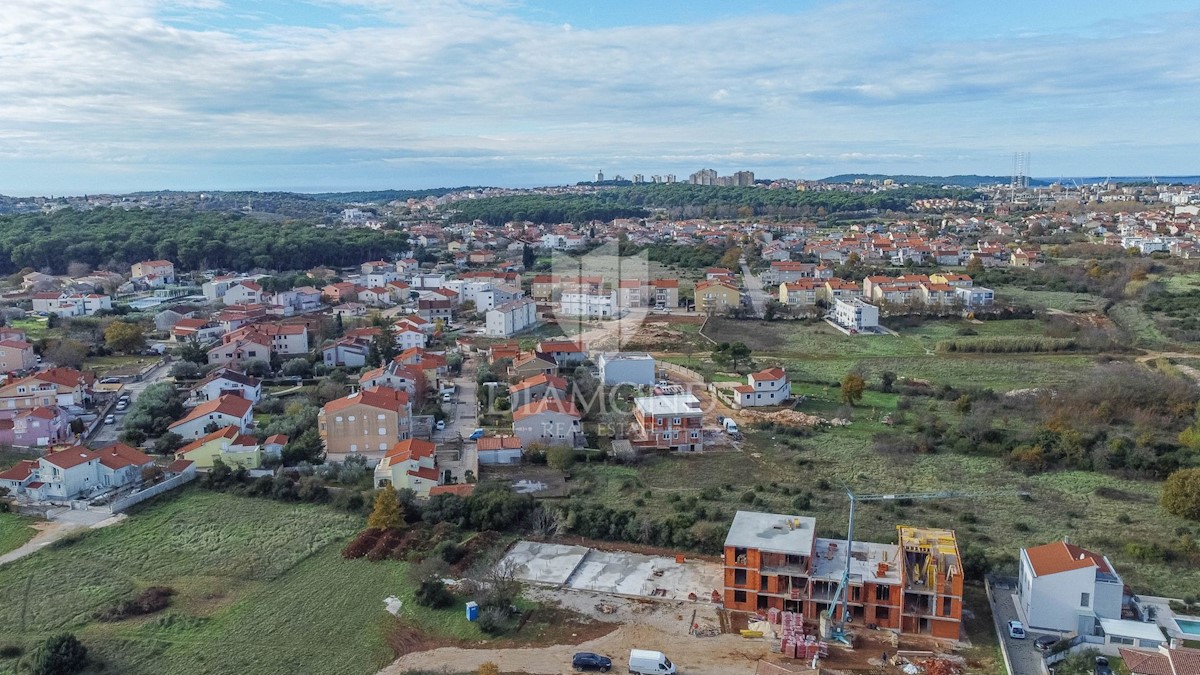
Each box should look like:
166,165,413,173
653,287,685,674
991,286,1106,312
0,489,518,675
0,513,38,556
8,317,54,341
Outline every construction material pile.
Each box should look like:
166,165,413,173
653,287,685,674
739,409,831,428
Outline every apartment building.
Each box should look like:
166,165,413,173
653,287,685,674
633,393,703,451
722,512,964,640
318,387,413,459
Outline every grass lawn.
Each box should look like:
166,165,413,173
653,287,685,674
0,512,38,556
85,355,151,376
0,489,523,675
9,317,54,341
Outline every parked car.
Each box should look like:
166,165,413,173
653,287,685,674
468,428,485,440
1034,635,1058,651
435,420,446,431
104,414,116,425
442,393,453,403
1007,621,1026,639
571,652,612,672
629,649,674,675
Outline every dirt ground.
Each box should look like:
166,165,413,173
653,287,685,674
378,587,955,675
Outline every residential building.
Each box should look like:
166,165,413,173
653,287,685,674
318,387,413,459
1018,541,1124,635
221,323,310,357
322,282,360,304
373,439,439,496
0,443,152,501
508,373,570,410
779,280,822,307
732,367,789,408
1119,646,1200,675
171,318,225,344
633,393,703,451
31,292,112,317
131,260,176,285
695,280,741,314
176,425,267,469
417,299,453,323
561,289,617,318
222,281,263,305
0,339,36,372
477,436,523,465
597,352,655,386
485,297,538,338
955,286,995,309
25,367,94,407
831,298,880,332
191,368,262,404
394,326,427,351
0,406,71,447
512,399,582,448
169,394,254,440
322,336,373,368
510,352,558,380
537,341,586,367
822,279,862,303
722,514,963,639
650,278,679,309
206,334,271,369
359,361,425,400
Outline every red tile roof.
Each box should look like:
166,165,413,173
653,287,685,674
94,443,153,470
322,387,410,414
407,466,439,481
512,398,580,421
177,425,242,455
42,446,100,469
477,436,523,451
751,367,787,382
1119,646,1200,675
0,459,37,481
383,438,436,461
264,434,289,446
170,395,253,430
165,459,194,473
509,373,569,393
1023,541,1112,577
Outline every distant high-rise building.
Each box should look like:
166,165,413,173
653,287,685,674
613,174,625,182
633,174,644,184
665,174,677,183
596,170,604,182
651,175,662,183
689,168,718,185
734,170,755,187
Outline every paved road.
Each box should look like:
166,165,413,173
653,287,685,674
433,351,480,481
988,577,1050,675
93,360,172,445
740,261,768,318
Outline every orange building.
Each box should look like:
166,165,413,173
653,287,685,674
722,511,963,640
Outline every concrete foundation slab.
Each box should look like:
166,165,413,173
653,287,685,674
504,541,590,586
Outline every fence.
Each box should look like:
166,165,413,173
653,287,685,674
658,361,706,384
106,471,196,513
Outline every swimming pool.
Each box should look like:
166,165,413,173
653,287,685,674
1177,618,1200,636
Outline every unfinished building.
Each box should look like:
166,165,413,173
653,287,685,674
723,511,963,640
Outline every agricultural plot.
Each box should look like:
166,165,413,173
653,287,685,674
992,286,1107,312
0,489,515,675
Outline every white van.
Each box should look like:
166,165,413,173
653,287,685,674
722,418,739,434
628,649,675,675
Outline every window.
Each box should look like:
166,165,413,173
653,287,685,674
1109,636,1134,646
335,416,343,422
875,585,891,602
672,417,681,425
377,414,386,420
656,417,663,425
1081,592,1090,608
348,416,355,421
734,590,747,603
942,596,952,616
734,569,747,585
378,428,387,435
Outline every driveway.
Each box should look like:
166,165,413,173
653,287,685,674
988,577,1050,675
92,359,172,445
740,262,768,318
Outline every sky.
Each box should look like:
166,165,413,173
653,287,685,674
2,0,1199,195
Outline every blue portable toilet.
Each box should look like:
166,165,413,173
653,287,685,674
465,601,479,622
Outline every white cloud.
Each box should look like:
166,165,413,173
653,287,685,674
1,0,1199,191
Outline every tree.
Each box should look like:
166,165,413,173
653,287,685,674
281,358,313,378
414,578,455,608
169,361,202,379
546,445,576,471
1162,468,1200,521
522,243,535,270
27,633,89,675
104,320,145,354
840,372,866,405
153,432,184,455
243,359,271,378
177,336,208,365
367,488,404,529
880,370,896,393
45,339,87,369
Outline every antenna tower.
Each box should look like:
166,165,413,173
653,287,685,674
1010,152,1029,202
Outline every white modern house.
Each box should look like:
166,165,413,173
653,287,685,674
597,352,656,387
1018,541,1125,636
560,290,617,319
955,286,995,309
485,297,538,338
831,298,880,332
732,367,790,408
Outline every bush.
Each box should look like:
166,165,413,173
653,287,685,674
414,578,455,609
96,586,175,622
477,606,512,635
478,663,500,675
28,633,88,675
1163,468,1200,521
0,645,22,659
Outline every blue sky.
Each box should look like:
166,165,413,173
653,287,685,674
2,0,1199,195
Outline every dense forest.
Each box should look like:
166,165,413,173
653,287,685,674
448,184,981,223
0,209,408,274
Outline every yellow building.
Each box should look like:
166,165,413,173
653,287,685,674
695,280,741,314
176,425,264,469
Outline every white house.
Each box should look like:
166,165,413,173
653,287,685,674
222,281,264,306
393,326,427,351
322,336,372,368
0,443,153,501
168,394,254,439
1018,541,1124,635
597,352,656,386
732,367,790,408
31,293,112,317
476,283,524,312
485,298,538,338
191,368,262,404
955,286,995,309
561,290,617,319
831,298,880,332
512,399,581,448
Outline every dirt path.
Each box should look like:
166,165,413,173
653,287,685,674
0,512,126,566
380,623,769,675
1135,351,1200,383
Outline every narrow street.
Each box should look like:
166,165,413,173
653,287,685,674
433,350,480,481
740,261,768,318
92,359,173,445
